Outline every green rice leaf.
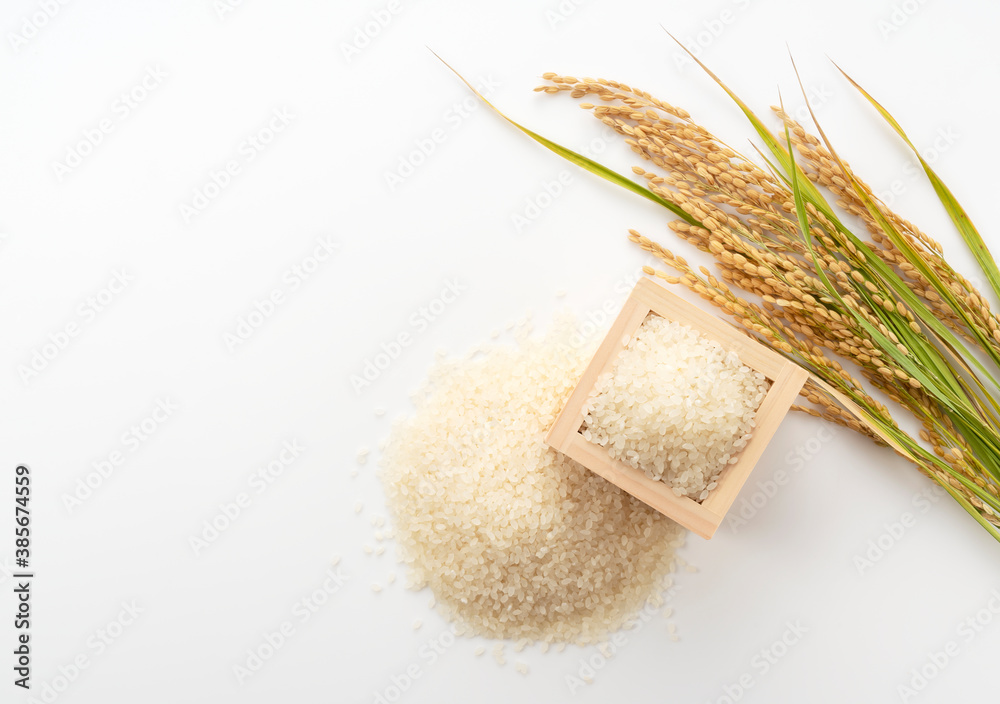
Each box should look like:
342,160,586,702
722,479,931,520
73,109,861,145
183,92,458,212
433,51,702,228
785,101,1000,466
788,125,972,416
809,374,1000,543
837,66,1000,303
663,31,831,210
665,35,994,387
781,59,1000,395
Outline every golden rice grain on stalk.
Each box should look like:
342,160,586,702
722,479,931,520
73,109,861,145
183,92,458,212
432,59,1000,539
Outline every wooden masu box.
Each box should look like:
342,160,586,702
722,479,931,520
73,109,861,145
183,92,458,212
546,277,809,539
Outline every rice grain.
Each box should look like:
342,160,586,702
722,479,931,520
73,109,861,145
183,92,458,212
583,314,767,499
380,318,685,642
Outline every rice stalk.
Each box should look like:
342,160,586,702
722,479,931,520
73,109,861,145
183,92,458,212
443,54,1000,541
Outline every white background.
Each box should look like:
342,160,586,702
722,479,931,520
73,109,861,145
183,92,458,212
2,0,1000,702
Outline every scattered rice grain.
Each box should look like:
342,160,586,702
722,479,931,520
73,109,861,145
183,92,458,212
380,316,686,642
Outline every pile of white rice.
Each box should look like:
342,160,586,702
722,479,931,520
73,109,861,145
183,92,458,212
582,314,768,500
379,318,684,643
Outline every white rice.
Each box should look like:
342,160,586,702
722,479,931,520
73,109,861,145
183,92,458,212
582,314,768,501
379,317,685,642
